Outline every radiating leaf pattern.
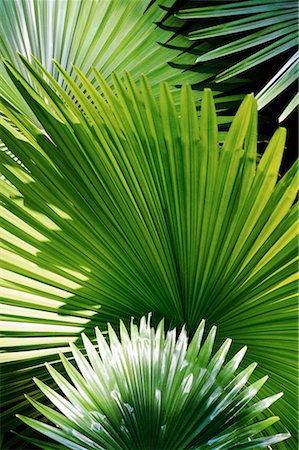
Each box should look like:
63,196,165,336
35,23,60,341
0,0,200,120
16,316,290,449
177,0,299,121
0,0,249,130
0,59,298,447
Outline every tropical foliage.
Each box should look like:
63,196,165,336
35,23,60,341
1,0,298,448
177,0,299,122
0,54,297,448
0,0,198,119
0,0,247,126
16,316,290,449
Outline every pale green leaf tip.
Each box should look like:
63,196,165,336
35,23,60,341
69,341,77,350
18,54,31,66
30,54,42,66
59,352,66,361
215,73,226,82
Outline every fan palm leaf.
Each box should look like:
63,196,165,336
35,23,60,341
16,316,290,449
177,0,299,122
0,0,199,120
0,58,298,447
0,0,249,129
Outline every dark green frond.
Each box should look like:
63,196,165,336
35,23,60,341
177,0,299,122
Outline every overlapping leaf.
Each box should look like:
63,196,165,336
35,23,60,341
16,316,290,449
0,59,298,447
177,0,299,121
0,0,248,129
0,0,199,119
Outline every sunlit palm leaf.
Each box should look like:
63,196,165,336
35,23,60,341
0,0,200,119
0,0,249,131
177,0,299,121
16,316,290,449
0,0,204,171
0,58,298,447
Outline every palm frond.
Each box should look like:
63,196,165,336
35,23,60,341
0,59,298,446
177,0,299,121
16,316,290,449
0,0,200,120
0,0,252,134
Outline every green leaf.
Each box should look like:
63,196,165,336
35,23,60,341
17,317,290,449
0,0,199,120
177,0,298,120
0,60,297,447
